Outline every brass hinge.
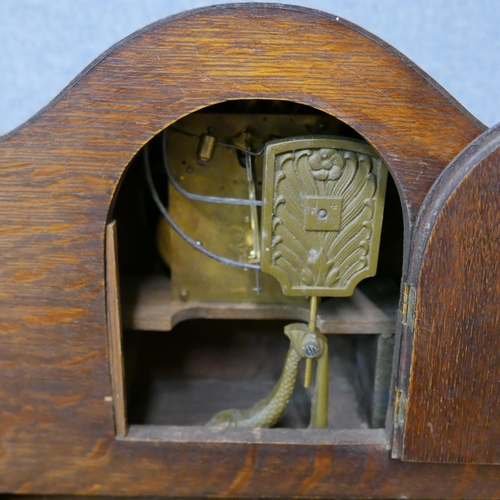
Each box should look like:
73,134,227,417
394,388,407,430
401,283,416,331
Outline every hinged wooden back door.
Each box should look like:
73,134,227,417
394,123,500,464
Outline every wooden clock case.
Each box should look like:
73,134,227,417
0,3,499,498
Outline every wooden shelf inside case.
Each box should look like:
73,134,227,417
121,275,399,334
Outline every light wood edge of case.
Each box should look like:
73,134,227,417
105,220,127,437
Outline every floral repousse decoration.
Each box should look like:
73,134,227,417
308,148,346,181
261,141,387,297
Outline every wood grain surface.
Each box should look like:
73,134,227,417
121,275,398,333
398,123,500,464
0,3,494,497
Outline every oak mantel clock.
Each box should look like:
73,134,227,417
0,4,499,499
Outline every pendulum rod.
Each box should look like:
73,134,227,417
304,296,319,388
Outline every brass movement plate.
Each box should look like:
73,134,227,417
158,113,345,303
261,137,388,297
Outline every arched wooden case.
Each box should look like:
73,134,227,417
0,4,498,498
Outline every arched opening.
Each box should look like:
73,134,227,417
107,99,404,435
